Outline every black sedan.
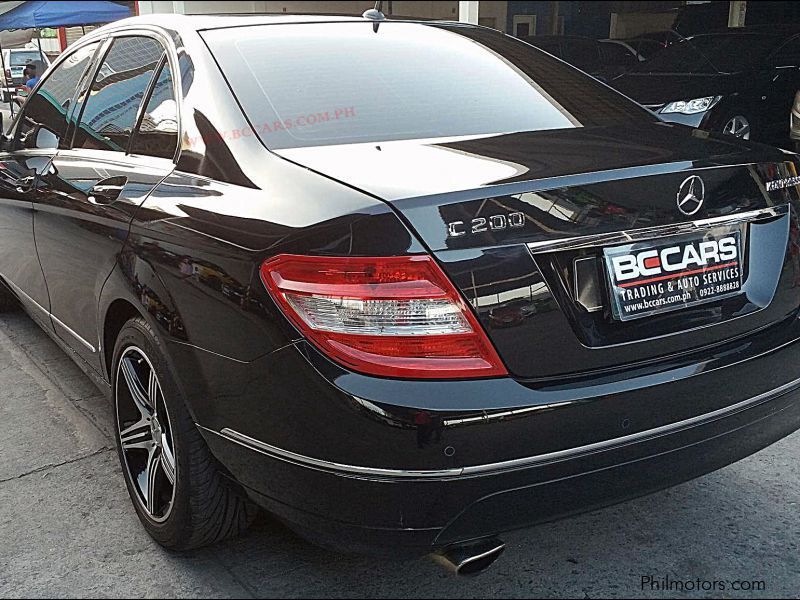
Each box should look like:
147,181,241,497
612,29,800,145
2,13,800,575
525,35,642,81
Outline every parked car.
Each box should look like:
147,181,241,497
611,29,800,146
2,13,800,574
626,29,684,50
1,47,49,101
525,35,642,81
620,35,674,59
2,47,49,84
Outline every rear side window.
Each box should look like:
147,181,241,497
73,36,164,152
202,22,655,150
14,41,100,150
129,59,178,159
10,50,42,66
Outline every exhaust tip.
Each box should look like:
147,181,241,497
432,538,506,576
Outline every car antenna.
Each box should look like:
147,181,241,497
362,0,386,33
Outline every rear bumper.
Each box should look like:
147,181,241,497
191,322,800,555
202,377,800,553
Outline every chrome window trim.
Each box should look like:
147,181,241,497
206,372,800,481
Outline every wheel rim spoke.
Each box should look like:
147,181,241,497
724,117,750,139
116,346,176,522
120,357,153,417
147,370,159,416
146,448,160,514
160,441,176,485
119,416,153,450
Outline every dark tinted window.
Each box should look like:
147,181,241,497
527,38,562,57
14,41,99,150
561,39,601,70
129,59,178,159
627,38,664,60
634,34,782,73
203,23,655,150
73,36,164,152
599,42,638,66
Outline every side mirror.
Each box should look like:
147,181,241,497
34,126,58,150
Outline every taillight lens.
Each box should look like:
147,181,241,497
260,254,508,379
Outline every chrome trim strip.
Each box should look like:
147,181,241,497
213,374,800,479
213,427,463,478
2,276,96,353
50,313,96,353
526,205,788,254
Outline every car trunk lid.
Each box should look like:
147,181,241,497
275,125,800,379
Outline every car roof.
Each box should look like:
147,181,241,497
92,12,456,36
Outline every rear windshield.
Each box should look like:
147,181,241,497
203,22,655,149
10,50,44,66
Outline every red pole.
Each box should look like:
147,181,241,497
57,26,67,51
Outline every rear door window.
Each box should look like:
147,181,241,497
129,58,179,160
72,36,164,152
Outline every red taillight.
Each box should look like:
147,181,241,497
260,254,508,379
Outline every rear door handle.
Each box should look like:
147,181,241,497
87,176,127,205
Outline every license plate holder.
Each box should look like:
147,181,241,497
603,230,743,321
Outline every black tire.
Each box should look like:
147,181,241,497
112,316,257,550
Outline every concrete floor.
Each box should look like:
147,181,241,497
0,305,798,598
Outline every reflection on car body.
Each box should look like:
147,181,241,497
0,13,799,574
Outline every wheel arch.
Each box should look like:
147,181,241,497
98,253,188,383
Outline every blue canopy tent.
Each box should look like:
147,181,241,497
0,1,131,30
0,1,132,116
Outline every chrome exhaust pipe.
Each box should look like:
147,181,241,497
431,537,506,576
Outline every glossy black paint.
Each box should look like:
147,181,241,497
1,14,800,555
525,35,641,82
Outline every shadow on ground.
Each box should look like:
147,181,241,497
0,305,797,598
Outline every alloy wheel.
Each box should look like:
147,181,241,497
722,115,750,139
115,346,177,522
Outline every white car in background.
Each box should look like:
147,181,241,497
2,47,50,101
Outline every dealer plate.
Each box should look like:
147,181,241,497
603,230,743,321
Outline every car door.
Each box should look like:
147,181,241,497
33,33,179,370
0,39,102,330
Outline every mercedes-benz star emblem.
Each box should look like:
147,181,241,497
677,175,705,216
